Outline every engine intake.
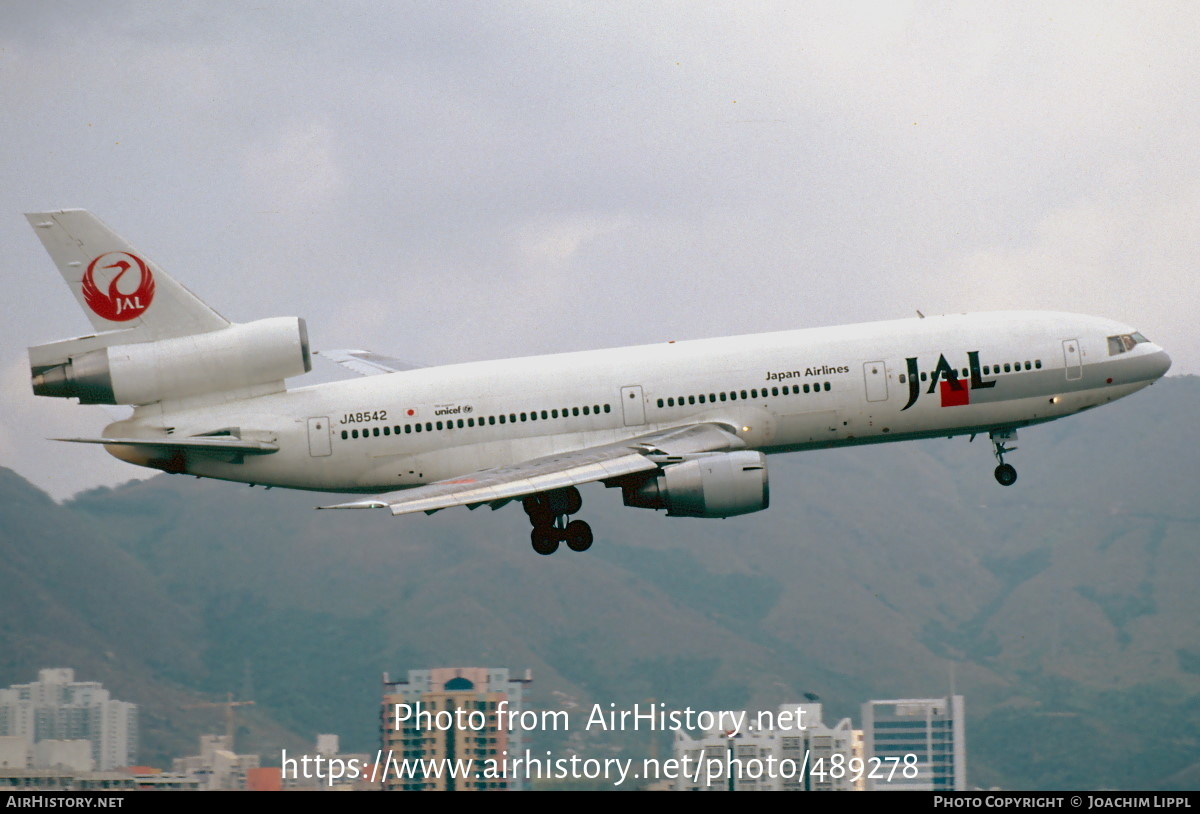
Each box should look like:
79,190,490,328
623,451,769,518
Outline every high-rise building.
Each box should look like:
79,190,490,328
381,667,532,791
0,669,136,771
673,703,857,791
172,734,260,790
861,696,965,791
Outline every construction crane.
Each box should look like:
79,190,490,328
182,693,255,750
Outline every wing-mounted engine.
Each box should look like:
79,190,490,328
30,317,311,405
622,451,769,518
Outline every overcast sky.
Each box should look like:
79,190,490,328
2,1,1196,499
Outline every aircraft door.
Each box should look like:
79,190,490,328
863,361,888,402
1062,339,1083,381
620,385,646,426
307,416,332,457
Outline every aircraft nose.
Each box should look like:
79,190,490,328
1144,348,1172,380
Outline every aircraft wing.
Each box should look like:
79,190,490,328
319,423,744,516
314,349,422,376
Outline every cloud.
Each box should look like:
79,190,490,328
242,121,345,212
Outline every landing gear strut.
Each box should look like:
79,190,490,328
524,487,593,555
990,429,1018,486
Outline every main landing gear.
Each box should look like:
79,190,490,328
990,429,1018,486
524,486,594,555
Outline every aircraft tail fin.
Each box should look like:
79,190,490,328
26,210,229,340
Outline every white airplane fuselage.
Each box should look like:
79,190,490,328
25,210,1171,552
102,310,1170,495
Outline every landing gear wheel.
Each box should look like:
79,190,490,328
988,429,1019,487
523,499,553,528
994,463,1017,486
565,519,593,552
531,526,560,555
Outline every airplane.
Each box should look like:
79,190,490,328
25,210,1172,555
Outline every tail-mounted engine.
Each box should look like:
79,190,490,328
622,451,770,518
30,317,311,405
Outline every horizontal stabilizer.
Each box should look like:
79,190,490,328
315,349,423,376
54,436,278,455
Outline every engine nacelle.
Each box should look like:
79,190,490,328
31,317,311,405
623,451,770,518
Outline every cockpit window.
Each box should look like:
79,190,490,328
1107,333,1150,356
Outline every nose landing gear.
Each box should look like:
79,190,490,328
990,429,1018,486
524,487,593,555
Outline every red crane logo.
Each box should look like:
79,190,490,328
82,252,155,321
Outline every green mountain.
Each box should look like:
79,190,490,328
1,375,1196,789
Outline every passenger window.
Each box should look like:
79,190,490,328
740,390,748,399
436,421,443,431
352,429,359,438
499,415,506,424
542,410,549,419
373,427,380,437
657,399,664,408
383,426,390,436
824,382,831,392
698,394,706,404
405,425,412,434
583,406,590,415
1004,363,1011,373
920,372,927,382
803,384,810,394
667,398,674,407
771,387,779,396
572,407,580,416
341,430,348,440
457,419,464,428
520,412,527,421
1035,360,1042,369
510,413,517,422
719,392,727,402
604,404,611,413
414,424,422,433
